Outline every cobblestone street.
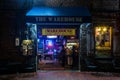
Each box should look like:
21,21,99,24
0,71,120,80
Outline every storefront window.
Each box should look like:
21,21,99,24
95,26,112,56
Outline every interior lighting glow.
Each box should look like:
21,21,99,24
47,36,57,38
103,28,107,31
98,28,101,31
48,41,52,46
37,39,40,42
46,40,53,46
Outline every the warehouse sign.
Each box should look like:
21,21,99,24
26,16,91,23
42,28,76,36
35,17,82,22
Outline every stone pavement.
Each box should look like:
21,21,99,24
0,71,120,80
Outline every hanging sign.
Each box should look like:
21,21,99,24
42,28,76,36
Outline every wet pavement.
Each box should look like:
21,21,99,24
0,71,120,80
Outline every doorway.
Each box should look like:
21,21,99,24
25,23,93,71
37,25,80,70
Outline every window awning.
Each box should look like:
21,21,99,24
26,7,91,23
26,7,91,16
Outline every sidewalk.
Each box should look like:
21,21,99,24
0,71,120,80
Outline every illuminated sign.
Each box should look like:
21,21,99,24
42,28,76,36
